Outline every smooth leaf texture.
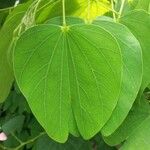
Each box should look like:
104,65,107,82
46,16,84,137
120,10,150,98
14,22,122,142
104,95,150,150
93,19,143,136
0,2,31,103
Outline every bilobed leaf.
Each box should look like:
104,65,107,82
48,17,84,138
93,19,143,136
104,95,150,150
0,2,31,103
47,17,84,137
14,22,122,142
120,10,150,98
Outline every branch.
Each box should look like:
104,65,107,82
0,132,46,150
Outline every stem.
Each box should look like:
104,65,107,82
11,132,23,144
0,6,14,12
62,0,66,26
118,0,126,19
111,0,116,21
13,0,41,35
87,0,91,22
37,0,60,13
14,132,45,150
0,132,46,150
33,0,42,17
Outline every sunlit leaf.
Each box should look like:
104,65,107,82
73,0,111,21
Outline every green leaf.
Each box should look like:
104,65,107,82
3,135,19,148
47,17,85,138
120,10,150,98
93,134,117,150
73,0,111,21
14,22,122,142
2,115,25,134
135,0,150,11
33,135,92,150
104,95,150,150
36,0,79,24
0,0,29,9
114,0,149,15
128,0,139,9
46,16,84,138
113,0,135,15
0,2,31,103
0,0,16,9
93,19,143,136
0,11,9,28
46,16,84,25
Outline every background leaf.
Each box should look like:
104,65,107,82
73,0,111,21
93,19,143,136
0,1,31,103
33,135,92,150
0,0,16,9
104,93,150,150
120,10,150,99
135,0,150,11
36,0,79,24
2,115,25,134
